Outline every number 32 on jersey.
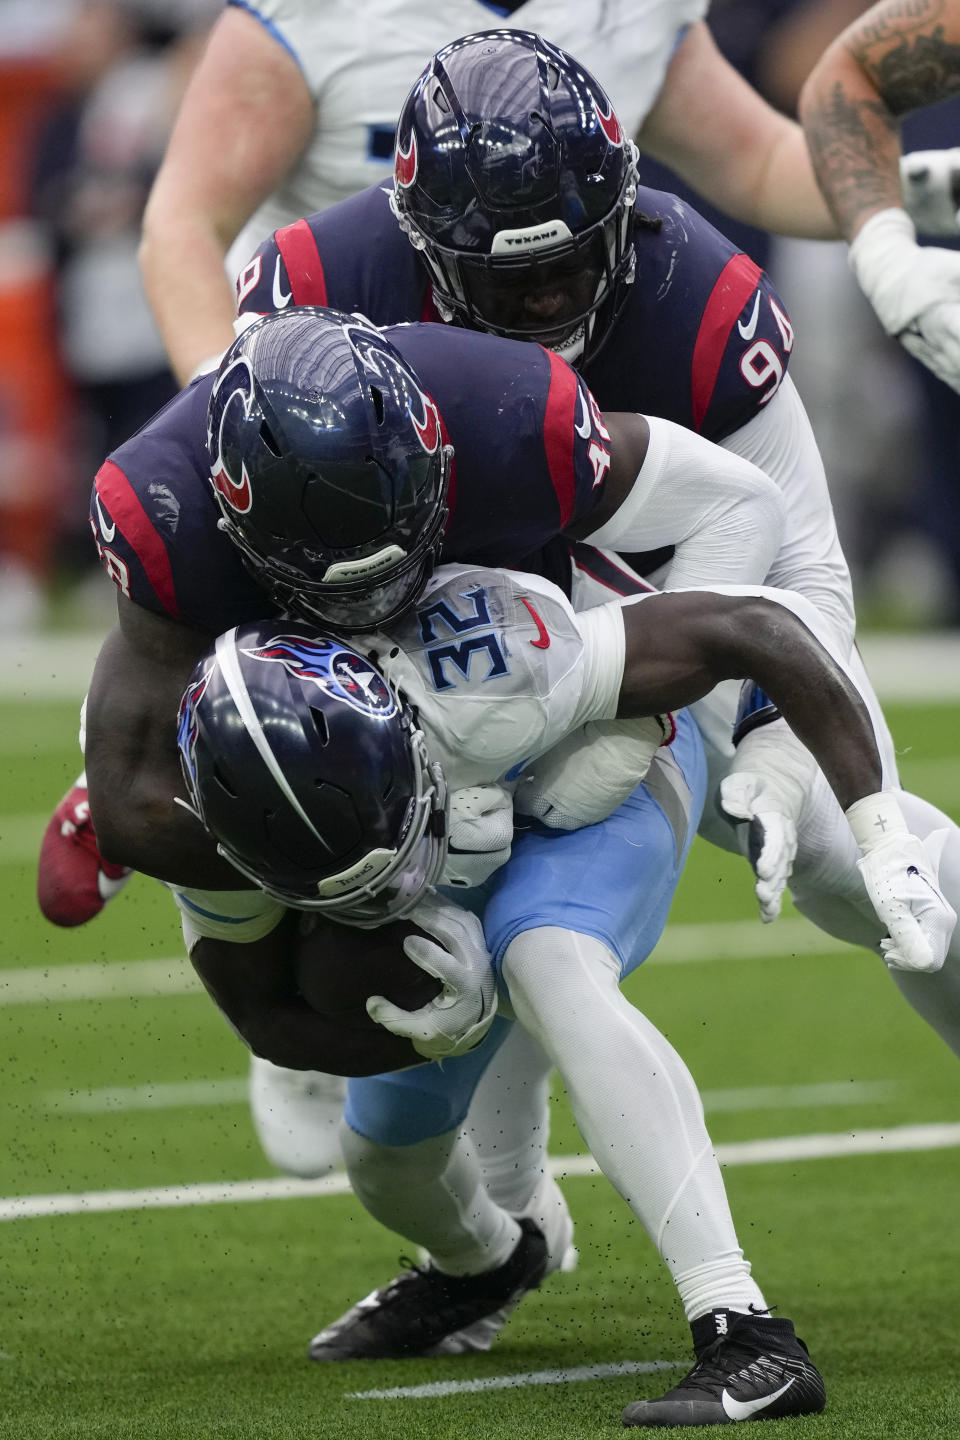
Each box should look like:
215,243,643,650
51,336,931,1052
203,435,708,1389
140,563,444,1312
417,587,509,691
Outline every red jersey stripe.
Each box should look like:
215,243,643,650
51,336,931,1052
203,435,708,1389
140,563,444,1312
541,350,579,528
690,254,763,432
94,459,180,618
275,220,329,307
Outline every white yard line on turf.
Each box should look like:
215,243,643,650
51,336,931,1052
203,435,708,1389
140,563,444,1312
346,1360,684,1400
0,917,859,1009
2,1122,959,1222
44,1077,902,1116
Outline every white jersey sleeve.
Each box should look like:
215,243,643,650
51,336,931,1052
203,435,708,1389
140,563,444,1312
367,564,626,789
718,375,857,659
226,0,706,275
584,414,787,588
171,884,287,951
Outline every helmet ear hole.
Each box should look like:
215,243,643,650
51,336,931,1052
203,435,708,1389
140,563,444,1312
212,764,238,799
369,385,385,425
308,706,330,746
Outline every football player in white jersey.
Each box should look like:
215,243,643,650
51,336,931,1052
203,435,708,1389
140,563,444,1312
167,563,949,1426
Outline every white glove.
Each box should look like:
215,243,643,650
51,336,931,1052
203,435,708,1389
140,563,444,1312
441,784,513,889
719,719,817,924
847,792,956,973
849,207,960,392
365,893,497,1060
900,149,960,237
516,716,667,830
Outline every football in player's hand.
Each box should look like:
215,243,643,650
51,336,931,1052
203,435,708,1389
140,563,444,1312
293,914,442,1031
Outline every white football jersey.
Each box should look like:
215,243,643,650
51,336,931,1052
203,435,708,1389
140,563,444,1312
369,563,627,787
226,0,706,275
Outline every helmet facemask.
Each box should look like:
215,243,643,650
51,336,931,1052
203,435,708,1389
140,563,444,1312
392,28,640,365
215,447,451,633
217,719,450,928
179,626,451,926
394,146,638,364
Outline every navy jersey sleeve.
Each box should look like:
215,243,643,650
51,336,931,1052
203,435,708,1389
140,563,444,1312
234,183,433,328
585,190,795,443
386,326,611,566
88,379,266,634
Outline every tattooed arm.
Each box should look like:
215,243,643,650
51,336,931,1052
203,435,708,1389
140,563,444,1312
800,1,960,393
799,0,960,238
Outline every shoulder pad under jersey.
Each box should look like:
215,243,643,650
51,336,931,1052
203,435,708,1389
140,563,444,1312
368,565,588,786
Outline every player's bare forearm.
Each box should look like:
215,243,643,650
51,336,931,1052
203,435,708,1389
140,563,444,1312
618,592,882,809
139,217,239,386
639,21,837,239
139,3,313,383
191,928,420,1075
85,601,246,886
800,0,960,238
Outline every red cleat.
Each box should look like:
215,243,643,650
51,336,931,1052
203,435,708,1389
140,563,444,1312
37,773,132,927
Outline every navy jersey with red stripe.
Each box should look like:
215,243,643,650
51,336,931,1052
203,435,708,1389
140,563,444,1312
89,324,610,629
237,182,793,443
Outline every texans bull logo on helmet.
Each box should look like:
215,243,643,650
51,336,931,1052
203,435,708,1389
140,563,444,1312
243,636,398,719
344,317,440,454
394,129,418,189
208,353,256,514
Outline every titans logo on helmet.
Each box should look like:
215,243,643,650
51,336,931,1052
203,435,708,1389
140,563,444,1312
176,669,211,784
244,636,398,718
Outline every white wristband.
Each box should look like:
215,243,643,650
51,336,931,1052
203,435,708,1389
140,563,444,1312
845,791,910,854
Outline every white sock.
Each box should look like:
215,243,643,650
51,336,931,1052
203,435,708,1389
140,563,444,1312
501,927,767,1322
339,1124,521,1276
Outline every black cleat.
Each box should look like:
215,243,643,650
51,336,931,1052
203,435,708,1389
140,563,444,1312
622,1308,826,1427
309,1216,548,1360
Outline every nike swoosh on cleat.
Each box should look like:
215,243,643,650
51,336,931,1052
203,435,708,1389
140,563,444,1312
737,291,761,341
272,256,292,309
721,1376,796,1420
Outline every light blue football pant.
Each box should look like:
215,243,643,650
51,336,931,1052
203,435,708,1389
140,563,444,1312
345,710,706,1146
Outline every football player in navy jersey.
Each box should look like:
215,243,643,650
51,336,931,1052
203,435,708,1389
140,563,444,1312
83,306,783,889
226,32,960,1082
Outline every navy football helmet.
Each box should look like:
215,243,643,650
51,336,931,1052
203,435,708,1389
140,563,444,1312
177,621,448,925
392,29,639,362
206,308,452,631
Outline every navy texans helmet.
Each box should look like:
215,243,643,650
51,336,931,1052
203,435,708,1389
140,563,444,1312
206,307,452,632
177,621,448,925
391,29,639,363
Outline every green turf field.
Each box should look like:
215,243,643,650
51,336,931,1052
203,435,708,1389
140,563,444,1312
2,694,959,1438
